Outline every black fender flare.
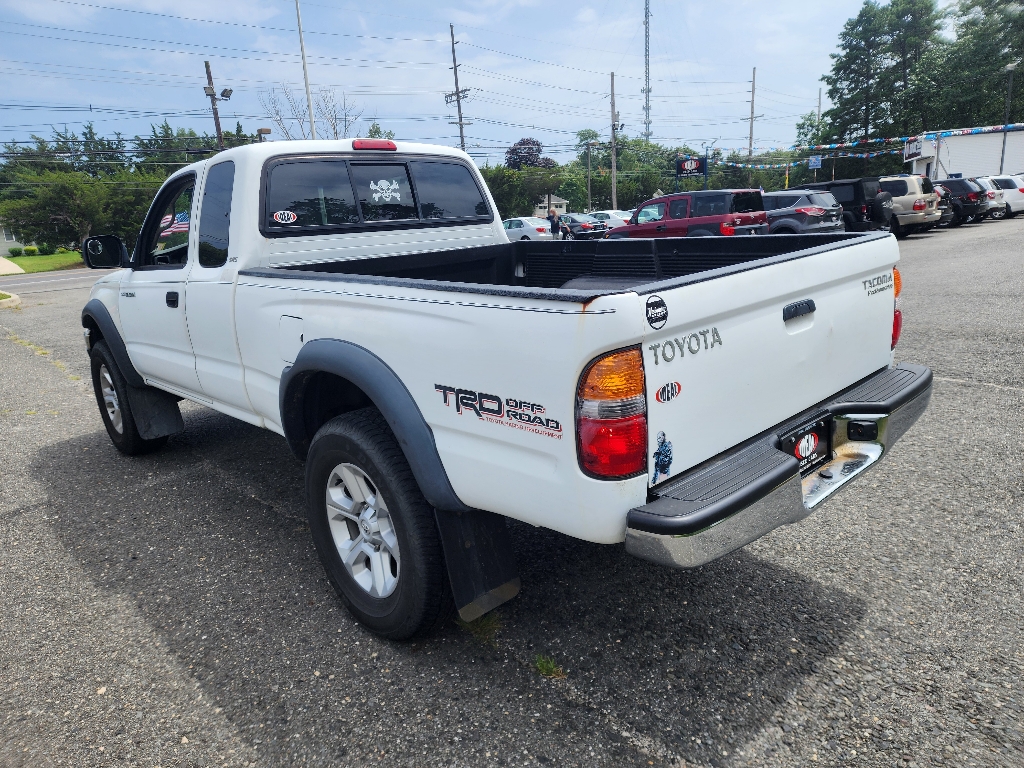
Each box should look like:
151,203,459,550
280,338,473,514
82,298,144,387
81,298,184,440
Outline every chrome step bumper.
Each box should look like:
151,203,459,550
625,363,932,569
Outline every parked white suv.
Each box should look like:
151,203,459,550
980,175,1024,218
970,177,1007,220
878,174,940,239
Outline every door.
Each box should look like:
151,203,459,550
186,160,253,411
666,196,690,235
630,201,669,237
119,174,202,394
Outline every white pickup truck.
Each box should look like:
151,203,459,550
81,139,931,639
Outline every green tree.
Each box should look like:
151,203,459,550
477,165,532,218
823,2,891,141
363,121,395,140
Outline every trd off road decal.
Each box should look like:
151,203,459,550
435,385,562,439
652,431,673,483
647,327,723,365
863,273,893,296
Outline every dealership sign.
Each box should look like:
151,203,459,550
675,156,706,177
904,138,935,161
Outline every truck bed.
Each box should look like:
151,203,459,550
240,232,877,300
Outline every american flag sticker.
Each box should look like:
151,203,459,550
160,211,190,237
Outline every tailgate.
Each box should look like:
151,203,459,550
642,236,898,486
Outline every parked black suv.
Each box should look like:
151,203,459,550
762,190,844,234
804,177,892,232
934,178,986,227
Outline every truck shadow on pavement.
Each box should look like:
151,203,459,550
38,410,865,767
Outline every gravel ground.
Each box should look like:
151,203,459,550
1,219,1021,768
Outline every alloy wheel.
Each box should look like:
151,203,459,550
99,364,123,434
325,463,400,598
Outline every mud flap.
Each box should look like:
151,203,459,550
126,385,184,440
433,508,520,622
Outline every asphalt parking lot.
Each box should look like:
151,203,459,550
2,220,1022,768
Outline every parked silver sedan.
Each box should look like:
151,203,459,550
503,216,555,240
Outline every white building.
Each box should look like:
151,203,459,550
533,195,569,218
904,128,1024,179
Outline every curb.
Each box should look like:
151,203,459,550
0,292,22,309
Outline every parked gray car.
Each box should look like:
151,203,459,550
762,190,845,234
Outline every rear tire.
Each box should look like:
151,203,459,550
305,408,453,640
89,340,169,456
990,205,1006,220
889,217,906,239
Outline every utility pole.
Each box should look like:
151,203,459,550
748,66,756,157
1000,62,1018,174
448,24,471,152
611,72,618,210
294,0,316,139
204,61,225,150
643,0,651,142
817,88,822,124
586,142,593,212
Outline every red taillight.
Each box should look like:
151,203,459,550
577,348,647,479
352,139,397,150
913,199,926,211
967,192,979,201
719,222,736,235
1018,188,1024,193
794,206,826,216
580,222,593,229
986,190,996,199
860,204,868,214
578,415,648,477
892,308,903,349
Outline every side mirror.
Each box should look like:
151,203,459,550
82,235,127,269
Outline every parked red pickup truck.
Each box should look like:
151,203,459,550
607,189,768,238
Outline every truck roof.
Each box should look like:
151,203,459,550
167,139,476,182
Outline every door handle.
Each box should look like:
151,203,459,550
655,224,668,231
782,299,816,322
166,291,179,308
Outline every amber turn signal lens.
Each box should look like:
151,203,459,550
579,348,645,401
893,267,902,298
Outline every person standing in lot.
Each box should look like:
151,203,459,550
547,208,560,240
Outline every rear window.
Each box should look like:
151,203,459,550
993,177,1017,190
408,160,489,219
263,157,491,233
731,191,763,213
880,180,908,197
861,180,880,198
265,160,359,229
831,184,855,203
809,192,839,207
763,194,800,211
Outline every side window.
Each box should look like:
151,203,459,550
349,163,417,221
408,161,490,219
198,161,234,268
831,185,855,204
692,194,729,217
265,160,359,230
731,192,764,213
669,198,689,218
636,203,666,223
140,178,195,267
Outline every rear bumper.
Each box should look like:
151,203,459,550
625,363,932,568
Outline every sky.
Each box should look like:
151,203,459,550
0,0,866,164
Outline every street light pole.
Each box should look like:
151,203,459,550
294,0,316,139
1000,62,1018,174
586,142,594,212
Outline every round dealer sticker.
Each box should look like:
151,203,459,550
795,433,819,459
273,210,298,224
646,295,668,329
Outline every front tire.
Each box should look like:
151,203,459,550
305,408,452,640
89,340,168,455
